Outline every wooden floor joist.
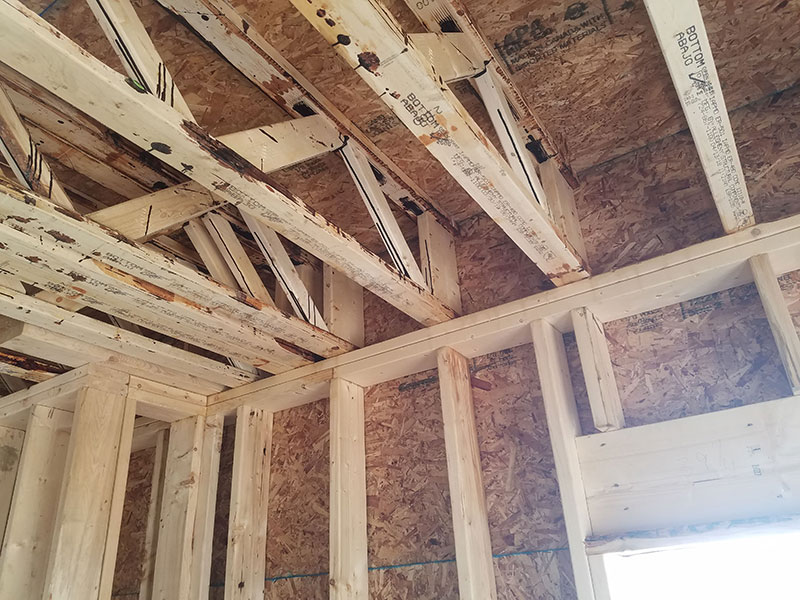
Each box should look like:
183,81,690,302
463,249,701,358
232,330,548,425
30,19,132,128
644,0,754,233
152,0,457,232
0,0,455,326
291,0,588,285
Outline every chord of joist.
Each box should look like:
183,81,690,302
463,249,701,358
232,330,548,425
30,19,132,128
0,313,247,394
0,0,455,326
151,0,458,233
644,0,754,233
0,181,355,366
290,0,588,285
403,0,578,188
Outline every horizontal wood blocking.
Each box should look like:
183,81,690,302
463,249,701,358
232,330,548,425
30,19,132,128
291,0,588,284
208,214,800,416
0,1,455,326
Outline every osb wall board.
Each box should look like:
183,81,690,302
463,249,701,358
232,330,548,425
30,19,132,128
111,447,155,599
365,370,455,567
576,84,800,272
780,270,800,339
368,562,459,598
462,0,800,172
601,281,791,430
494,551,576,600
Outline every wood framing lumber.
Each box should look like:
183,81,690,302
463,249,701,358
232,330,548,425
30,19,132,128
0,405,71,599
436,347,497,600
329,377,368,599
0,182,354,363
291,0,588,285
0,348,64,382
88,182,223,242
408,32,484,83
151,0,457,232
643,0,754,233
87,116,341,243
207,214,800,418
418,211,462,314
0,315,223,394
323,265,365,347
0,424,23,546
570,307,625,432
340,143,425,286
530,319,596,600
540,159,588,264
153,415,222,600
202,211,274,305
0,83,74,210
0,283,255,390
474,69,549,215
749,254,800,394
225,405,272,600
43,381,136,600
577,393,800,536
0,3,455,326
402,0,577,187
85,0,193,119
139,428,168,600
243,211,327,329
183,217,240,289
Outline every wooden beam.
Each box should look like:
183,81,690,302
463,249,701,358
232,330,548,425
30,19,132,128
340,143,425,286
749,254,800,394
419,211,462,314
225,405,272,600
43,376,136,600
0,182,353,364
87,116,341,243
540,159,587,264
153,414,222,600
323,265,365,347
643,0,754,233
183,217,240,289
243,211,327,329
291,0,588,285
208,214,800,417
0,315,228,394
88,182,222,242
202,211,274,305
530,319,595,600
436,347,496,599
85,0,194,119
139,428,168,600
0,283,256,390
0,83,73,210
408,32,484,83
0,405,71,599
403,0,576,186
329,377,368,599
474,69,549,216
571,307,625,432
0,2,455,326
152,0,457,231
0,424,23,546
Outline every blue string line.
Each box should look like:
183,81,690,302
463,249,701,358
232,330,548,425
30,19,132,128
39,0,60,16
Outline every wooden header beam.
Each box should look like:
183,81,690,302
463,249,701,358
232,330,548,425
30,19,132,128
290,0,588,285
0,0,455,327
209,213,800,416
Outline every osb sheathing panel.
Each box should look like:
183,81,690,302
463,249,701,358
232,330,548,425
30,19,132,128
599,281,792,431
781,270,800,332
111,448,155,599
462,0,800,171
576,85,800,272
494,551,577,600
